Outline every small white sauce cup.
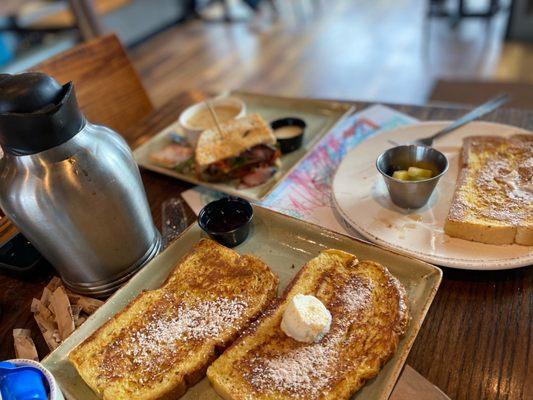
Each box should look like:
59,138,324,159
7,359,64,400
178,96,246,147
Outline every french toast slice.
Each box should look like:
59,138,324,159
69,238,278,400
444,134,533,245
207,249,409,400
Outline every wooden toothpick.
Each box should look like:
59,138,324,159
205,100,225,139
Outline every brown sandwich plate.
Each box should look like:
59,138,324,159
42,205,442,400
133,92,354,201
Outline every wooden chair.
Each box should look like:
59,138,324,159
30,33,153,134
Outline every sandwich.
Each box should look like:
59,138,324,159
195,113,281,187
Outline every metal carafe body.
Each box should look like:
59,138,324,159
0,73,161,296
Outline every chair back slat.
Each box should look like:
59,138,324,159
31,34,153,134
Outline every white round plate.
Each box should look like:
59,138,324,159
332,121,532,270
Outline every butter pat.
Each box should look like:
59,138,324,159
280,294,332,343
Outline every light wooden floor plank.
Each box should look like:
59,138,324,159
130,0,532,107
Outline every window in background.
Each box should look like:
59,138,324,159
0,0,194,73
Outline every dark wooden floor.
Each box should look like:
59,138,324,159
129,0,532,107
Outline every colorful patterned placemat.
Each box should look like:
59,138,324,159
181,104,417,234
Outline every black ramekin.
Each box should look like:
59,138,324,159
270,117,306,154
198,197,253,247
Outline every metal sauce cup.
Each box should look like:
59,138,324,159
376,145,448,209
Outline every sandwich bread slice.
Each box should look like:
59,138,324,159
195,113,280,187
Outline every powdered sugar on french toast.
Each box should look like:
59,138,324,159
248,337,337,398
138,296,247,343
477,158,531,224
101,294,248,379
451,136,532,226
245,276,375,399
336,278,373,312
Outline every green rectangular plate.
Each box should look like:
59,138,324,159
43,205,442,400
133,91,354,201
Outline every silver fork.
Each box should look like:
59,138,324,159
388,93,510,147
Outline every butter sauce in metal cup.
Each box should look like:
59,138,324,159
376,145,448,209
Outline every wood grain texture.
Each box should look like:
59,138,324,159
0,91,531,400
128,0,525,109
391,365,450,400
430,79,533,110
30,34,153,134
0,266,55,362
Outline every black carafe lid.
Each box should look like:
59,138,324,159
0,73,84,156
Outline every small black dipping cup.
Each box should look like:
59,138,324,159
198,197,253,247
270,117,306,154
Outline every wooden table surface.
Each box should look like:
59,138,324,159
0,90,531,400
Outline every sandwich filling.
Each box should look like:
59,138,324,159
195,113,279,188
200,143,280,187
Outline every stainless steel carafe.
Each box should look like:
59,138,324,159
0,73,161,297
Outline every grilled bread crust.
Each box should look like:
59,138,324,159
69,238,279,400
207,249,409,400
444,134,533,245
195,113,276,171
